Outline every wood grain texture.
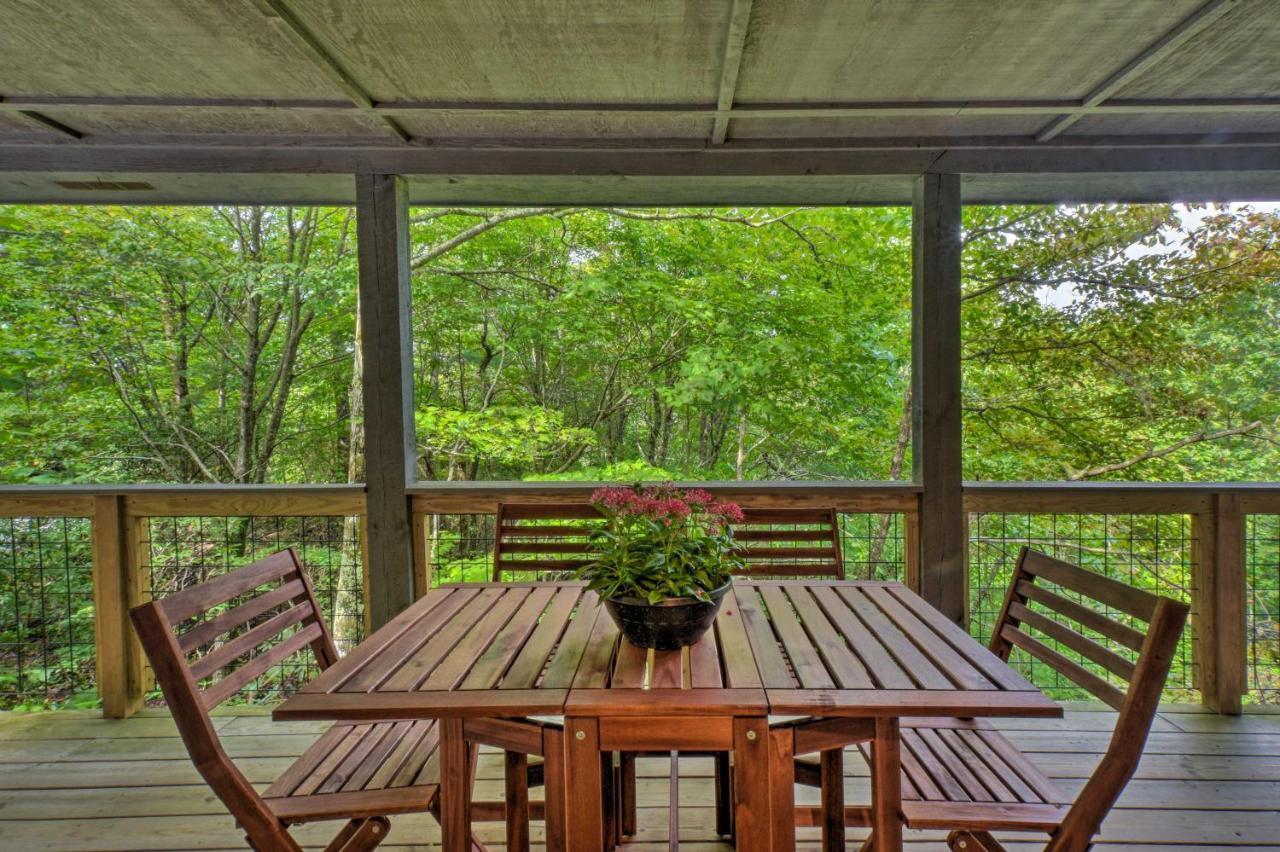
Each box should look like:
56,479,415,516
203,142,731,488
356,173,416,630
912,173,965,625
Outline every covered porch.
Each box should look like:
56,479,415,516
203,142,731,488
3,0,1280,849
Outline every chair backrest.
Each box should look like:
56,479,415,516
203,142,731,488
492,502,844,581
130,549,336,848
989,547,1189,851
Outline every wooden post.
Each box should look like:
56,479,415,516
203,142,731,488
410,506,432,596
912,173,965,623
355,172,417,628
1193,493,1246,714
91,495,146,718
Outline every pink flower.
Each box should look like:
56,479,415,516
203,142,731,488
711,501,745,524
684,488,715,506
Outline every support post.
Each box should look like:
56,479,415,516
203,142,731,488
912,173,965,623
1193,493,1246,714
355,172,417,628
92,495,146,718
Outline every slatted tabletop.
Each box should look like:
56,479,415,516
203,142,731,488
735,580,1062,719
274,580,1057,722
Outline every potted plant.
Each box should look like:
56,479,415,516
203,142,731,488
579,483,746,650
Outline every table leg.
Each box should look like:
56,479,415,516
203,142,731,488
871,717,903,852
768,725,797,851
439,718,471,852
563,717,603,852
732,716,771,852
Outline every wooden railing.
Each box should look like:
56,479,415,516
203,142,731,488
1,481,1277,717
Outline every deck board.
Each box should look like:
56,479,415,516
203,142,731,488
1,705,1277,850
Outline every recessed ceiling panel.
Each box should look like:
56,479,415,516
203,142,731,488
735,0,1204,102
285,0,726,103
1112,0,1280,99
0,0,347,99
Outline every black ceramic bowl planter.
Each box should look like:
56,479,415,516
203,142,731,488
603,581,731,650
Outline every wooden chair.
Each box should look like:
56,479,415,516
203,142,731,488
493,501,846,841
493,502,844,582
131,549,554,852
821,547,1189,852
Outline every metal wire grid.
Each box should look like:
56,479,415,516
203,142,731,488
141,515,365,704
967,512,1198,702
423,512,907,586
838,513,906,581
1246,514,1279,703
0,516,95,709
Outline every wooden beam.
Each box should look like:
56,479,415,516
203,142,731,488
91,495,146,718
8,93,1280,121
15,110,81,139
5,140,1280,178
252,0,412,144
912,173,965,624
1193,493,1246,714
710,0,754,145
1036,0,1240,141
355,173,417,628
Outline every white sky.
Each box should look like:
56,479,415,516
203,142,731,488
1036,201,1280,308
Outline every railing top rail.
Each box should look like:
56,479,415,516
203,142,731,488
407,479,922,513
1,480,1278,518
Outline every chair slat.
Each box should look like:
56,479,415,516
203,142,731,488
739,508,835,525
190,601,314,681
740,546,836,559
734,562,843,577
1008,600,1136,682
501,541,594,554
734,529,833,542
499,524,599,537
1016,580,1146,653
496,558,593,572
178,578,309,653
999,624,1127,710
159,551,300,624
1019,550,1158,621
501,504,601,520
202,621,324,708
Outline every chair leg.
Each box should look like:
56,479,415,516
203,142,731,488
504,751,530,852
325,816,390,852
619,751,638,836
714,751,733,837
601,752,618,851
948,830,1008,852
857,835,874,852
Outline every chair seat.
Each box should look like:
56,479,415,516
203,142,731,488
265,720,443,823
856,718,1071,832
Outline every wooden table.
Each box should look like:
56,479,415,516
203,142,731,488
274,579,1060,852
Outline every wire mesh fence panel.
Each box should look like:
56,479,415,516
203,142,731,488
426,514,498,585
1246,514,1279,703
838,512,906,581
0,516,95,710
142,515,364,704
967,512,1198,703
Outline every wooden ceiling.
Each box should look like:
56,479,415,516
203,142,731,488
2,0,1279,204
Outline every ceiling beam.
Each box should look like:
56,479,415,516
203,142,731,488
6,94,1280,121
710,0,754,144
1036,0,1240,141
251,0,412,144
14,110,81,139
3,139,1278,178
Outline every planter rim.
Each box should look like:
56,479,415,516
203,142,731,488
606,580,732,608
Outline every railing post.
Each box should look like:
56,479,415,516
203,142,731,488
1193,493,1246,714
912,173,965,623
91,495,146,718
411,505,433,595
356,172,417,628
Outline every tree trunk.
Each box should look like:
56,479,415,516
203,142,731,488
333,297,366,646
868,385,912,571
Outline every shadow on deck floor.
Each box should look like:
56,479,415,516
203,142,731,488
0,703,1277,850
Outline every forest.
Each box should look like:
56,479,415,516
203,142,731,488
0,201,1277,707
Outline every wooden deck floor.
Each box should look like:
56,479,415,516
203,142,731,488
0,705,1277,851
